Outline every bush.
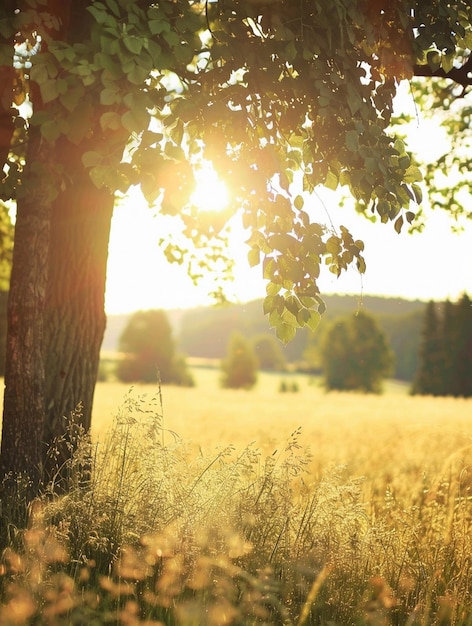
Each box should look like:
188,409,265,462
321,311,394,393
252,333,286,371
116,309,193,386
220,332,258,389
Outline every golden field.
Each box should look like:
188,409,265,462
92,368,472,489
3,369,472,625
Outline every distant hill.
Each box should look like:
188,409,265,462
175,295,426,379
103,295,427,381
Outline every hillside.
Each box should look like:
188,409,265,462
103,295,426,381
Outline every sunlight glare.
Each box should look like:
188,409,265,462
191,163,229,213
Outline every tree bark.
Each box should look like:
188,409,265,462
42,137,115,480
0,0,121,493
0,125,50,494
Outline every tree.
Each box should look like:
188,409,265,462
452,294,472,397
0,0,202,489
412,300,448,396
252,333,286,371
1,1,472,493
321,311,394,393
221,332,258,390
413,294,472,397
116,309,193,386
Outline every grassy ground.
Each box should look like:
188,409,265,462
93,369,472,484
2,370,472,624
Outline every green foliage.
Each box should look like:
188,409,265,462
251,333,286,372
116,309,193,386
177,296,424,379
3,1,471,340
221,332,258,389
411,300,446,396
376,311,423,382
412,294,472,397
321,311,394,393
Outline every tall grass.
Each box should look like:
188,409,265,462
1,378,472,624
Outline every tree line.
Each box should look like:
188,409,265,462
110,296,472,397
168,295,425,381
413,293,472,397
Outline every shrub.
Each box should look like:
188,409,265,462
252,333,286,371
220,332,258,389
321,311,394,393
116,309,193,386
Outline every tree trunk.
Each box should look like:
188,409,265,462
0,125,50,494
42,137,114,481
0,0,121,507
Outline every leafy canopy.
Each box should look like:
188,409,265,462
1,0,472,341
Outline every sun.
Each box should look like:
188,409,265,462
190,162,229,213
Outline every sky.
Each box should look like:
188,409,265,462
104,86,472,315
105,187,472,315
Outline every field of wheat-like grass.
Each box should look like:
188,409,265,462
93,370,472,489
2,369,472,625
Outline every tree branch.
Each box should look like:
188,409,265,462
413,55,472,90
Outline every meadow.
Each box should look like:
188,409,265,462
2,368,472,625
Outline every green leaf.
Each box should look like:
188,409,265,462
441,53,455,74
164,142,185,161
59,83,84,112
29,62,49,85
148,19,170,35
105,0,120,17
394,215,403,234
82,151,102,168
87,5,108,25
345,130,359,152
326,236,341,255
40,119,60,143
39,79,59,104
140,174,161,205
126,63,150,85
411,184,423,204
356,255,366,273
100,111,121,131
294,194,304,210
276,322,296,345
100,88,119,106
325,170,339,191
306,310,321,331
247,247,260,267
162,30,180,49
266,280,281,296
263,295,275,315
269,308,282,329
121,109,149,135
315,295,326,315
123,35,143,55
403,165,423,184
89,165,109,189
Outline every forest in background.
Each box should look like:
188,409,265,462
102,295,426,382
